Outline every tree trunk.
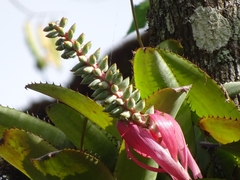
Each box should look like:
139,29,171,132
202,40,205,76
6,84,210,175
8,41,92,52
147,0,240,108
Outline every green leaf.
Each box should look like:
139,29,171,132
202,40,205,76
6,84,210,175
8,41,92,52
25,83,120,140
221,141,240,157
199,117,240,144
133,48,179,99
46,103,118,170
157,48,240,119
157,39,184,55
127,0,149,35
0,105,73,149
134,47,240,119
144,86,190,118
223,81,240,97
0,128,57,180
32,149,114,180
114,142,158,180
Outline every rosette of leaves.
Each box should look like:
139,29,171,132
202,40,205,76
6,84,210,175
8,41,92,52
0,17,240,180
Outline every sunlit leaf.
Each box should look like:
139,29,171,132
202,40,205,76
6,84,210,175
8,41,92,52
199,117,240,144
25,83,120,140
0,128,57,180
157,39,184,55
144,86,190,118
133,48,179,99
134,47,240,119
157,48,240,119
32,149,114,180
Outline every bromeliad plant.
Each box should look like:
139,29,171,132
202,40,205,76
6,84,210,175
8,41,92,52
1,16,240,180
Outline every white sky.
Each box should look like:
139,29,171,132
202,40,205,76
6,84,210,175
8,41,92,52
0,0,144,110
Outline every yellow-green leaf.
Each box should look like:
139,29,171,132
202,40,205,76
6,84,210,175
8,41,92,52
26,83,120,140
32,149,114,180
0,128,57,180
199,117,240,144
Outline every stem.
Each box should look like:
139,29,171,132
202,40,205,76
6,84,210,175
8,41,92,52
130,0,144,47
80,117,88,151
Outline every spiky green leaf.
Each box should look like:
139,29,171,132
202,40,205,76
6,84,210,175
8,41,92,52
32,149,114,180
0,128,57,180
25,83,120,140
0,105,73,149
199,117,240,144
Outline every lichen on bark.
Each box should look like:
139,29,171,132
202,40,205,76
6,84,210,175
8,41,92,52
190,6,232,53
147,0,240,108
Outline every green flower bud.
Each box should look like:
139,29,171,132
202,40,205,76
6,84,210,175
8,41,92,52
98,81,109,89
134,99,145,113
81,74,95,84
65,50,76,58
56,45,65,51
74,66,85,75
73,41,81,51
122,85,133,100
111,84,119,94
59,17,68,28
93,48,101,60
112,73,123,85
115,98,124,105
46,31,58,38
145,106,154,114
58,27,65,36
71,62,85,72
94,90,109,100
104,103,118,112
108,64,117,73
89,54,97,65
61,53,68,59
132,113,142,121
110,106,124,115
105,70,114,82
130,89,140,102
77,33,85,44
93,68,102,77
98,56,108,72
92,88,104,97
69,23,76,33
43,26,54,32
105,64,117,82
82,41,92,55
120,111,131,118
67,29,74,40
104,95,117,104
118,78,129,91
64,41,72,48
55,38,64,46
83,66,94,74
126,97,136,109
78,55,88,63
89,79,101,90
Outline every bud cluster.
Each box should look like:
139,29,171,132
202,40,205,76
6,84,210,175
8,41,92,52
43,17,148,124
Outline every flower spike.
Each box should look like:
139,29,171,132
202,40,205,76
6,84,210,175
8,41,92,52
44,17,202,179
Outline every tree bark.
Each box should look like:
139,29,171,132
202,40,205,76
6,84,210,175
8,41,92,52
147,0,240,107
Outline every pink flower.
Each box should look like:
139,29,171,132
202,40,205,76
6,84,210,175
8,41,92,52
117,110,202,180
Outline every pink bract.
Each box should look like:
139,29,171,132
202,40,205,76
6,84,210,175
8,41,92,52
117,110,202,180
